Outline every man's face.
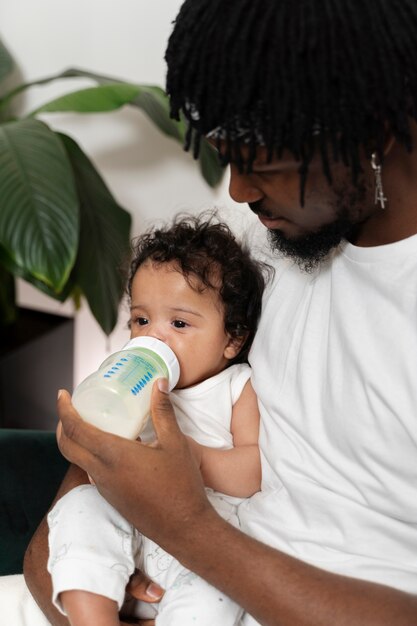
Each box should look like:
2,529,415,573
220,144,377,269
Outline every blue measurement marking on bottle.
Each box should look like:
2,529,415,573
105,353,160,395
131,371,155,395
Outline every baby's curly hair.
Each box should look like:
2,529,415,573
127,214,268,364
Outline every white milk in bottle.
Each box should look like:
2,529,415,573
72,337,180,439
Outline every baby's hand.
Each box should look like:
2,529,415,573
120,569,164,625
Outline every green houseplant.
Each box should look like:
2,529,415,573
0,41,223,335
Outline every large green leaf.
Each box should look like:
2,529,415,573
131,85,185,142
29,83,141,116
0,68,127,114
0,66,224,188
131,88,225,186
59,133,131,335
30,80,185,142
198,138,225,188
54,67,124,86
0,119,78,291
0,40,14,84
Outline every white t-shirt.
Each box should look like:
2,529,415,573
240,235,417,594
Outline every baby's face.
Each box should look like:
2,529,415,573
129,261,240,389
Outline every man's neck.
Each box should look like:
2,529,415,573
352,210,417,247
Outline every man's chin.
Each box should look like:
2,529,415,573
268,221,354,272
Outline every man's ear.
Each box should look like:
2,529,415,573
224,333,248,360
383,131,396,157
367,127,396,161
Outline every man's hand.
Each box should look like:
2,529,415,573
56,379,215,552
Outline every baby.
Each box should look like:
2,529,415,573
47,214,268,626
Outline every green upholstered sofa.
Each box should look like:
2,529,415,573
0,429,69,575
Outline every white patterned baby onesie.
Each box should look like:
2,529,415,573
47,363,252,626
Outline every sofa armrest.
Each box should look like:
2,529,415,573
0,429,69,575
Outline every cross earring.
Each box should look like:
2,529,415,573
371,152,387,210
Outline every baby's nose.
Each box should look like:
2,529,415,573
143,324,167,343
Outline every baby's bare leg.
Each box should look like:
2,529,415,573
61,590,119,626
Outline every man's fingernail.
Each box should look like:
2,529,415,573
157,378,169,394
146,582,164,599
57,389,63,400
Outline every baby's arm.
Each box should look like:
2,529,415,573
188,379,261,498
60,590,119,626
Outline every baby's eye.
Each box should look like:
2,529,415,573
135,317,149,326
172,319,188,329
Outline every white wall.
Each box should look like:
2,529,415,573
1,0,262,384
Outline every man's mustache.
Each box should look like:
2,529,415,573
248,200,271,217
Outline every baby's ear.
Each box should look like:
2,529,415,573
224,333,248,360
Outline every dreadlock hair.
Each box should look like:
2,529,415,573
166,0,417,200
127,213,269,365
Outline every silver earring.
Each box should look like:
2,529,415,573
371,152,387,210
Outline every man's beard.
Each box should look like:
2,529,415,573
268,212,357,272
266,185,366,272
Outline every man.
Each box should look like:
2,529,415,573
24,0,417,624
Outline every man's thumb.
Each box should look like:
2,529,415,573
157,378,170,394
150,378,181,440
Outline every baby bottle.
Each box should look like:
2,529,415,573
72,337,180,439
